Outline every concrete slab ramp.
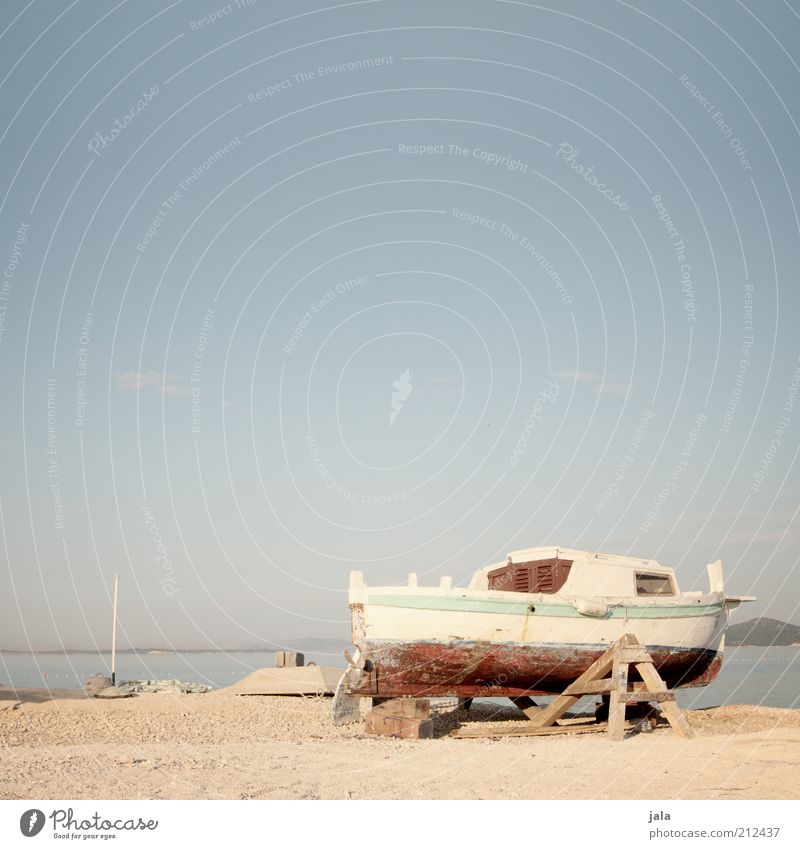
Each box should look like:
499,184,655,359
226,666,343,696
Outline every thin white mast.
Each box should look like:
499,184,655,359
111,573,119,685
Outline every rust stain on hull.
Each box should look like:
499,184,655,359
351,640,723,698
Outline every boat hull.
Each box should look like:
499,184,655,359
351,638,723,697
348,589,728,696
345,551,749,699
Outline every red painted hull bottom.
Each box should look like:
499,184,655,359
352,640,723,698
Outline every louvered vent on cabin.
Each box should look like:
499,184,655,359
534,563,555,592
487,558,573,594
514,569,529,592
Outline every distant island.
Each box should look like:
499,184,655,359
726,618,800,646
0,637,352,655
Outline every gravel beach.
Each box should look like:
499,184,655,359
2,690,799,800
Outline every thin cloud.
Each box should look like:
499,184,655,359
115,370,185,394
551,370,631,396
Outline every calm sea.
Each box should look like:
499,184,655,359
0,650,338,692
1,646,798,709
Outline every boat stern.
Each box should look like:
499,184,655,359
706,559,757,611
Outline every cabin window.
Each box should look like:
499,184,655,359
487,559,572,594
635,572,674,596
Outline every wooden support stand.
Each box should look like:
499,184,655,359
453,634,694,742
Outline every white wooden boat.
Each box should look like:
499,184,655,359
343,546,755,698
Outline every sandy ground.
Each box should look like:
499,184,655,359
1,689,799,800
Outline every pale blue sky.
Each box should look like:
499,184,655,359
1,0,799,649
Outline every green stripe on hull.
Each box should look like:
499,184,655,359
367,593,724,619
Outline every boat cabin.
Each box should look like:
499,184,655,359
469,546,680,599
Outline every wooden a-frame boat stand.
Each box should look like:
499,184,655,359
451,633,694,741
356,634,694,740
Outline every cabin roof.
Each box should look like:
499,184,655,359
469,547,681,595
503,546,671,573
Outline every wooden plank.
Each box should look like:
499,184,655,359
564,679,614,696
452,722,605,739
528,641,619,728
618,691,676,704
607,651,629,741
527,693,579,728
635,662,694,740
620,649,654,664
510,695,542,719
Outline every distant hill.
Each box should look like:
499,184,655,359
225,637,351,654
287,637,351,652
726,618,800,646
